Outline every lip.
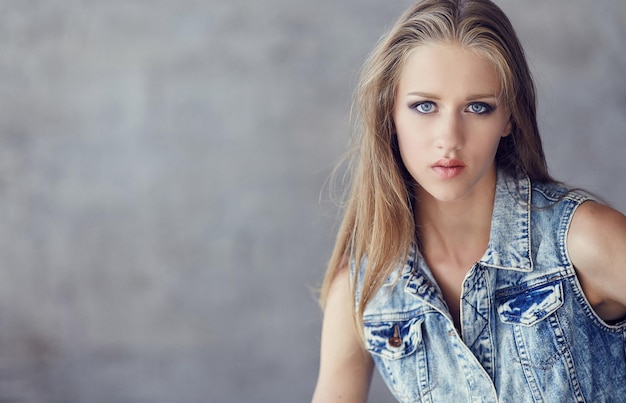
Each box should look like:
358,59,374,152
431,159,466,179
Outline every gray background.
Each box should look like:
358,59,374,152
0,0,624,402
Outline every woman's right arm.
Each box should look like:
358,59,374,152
312,264,373,403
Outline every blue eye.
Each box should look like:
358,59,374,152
467,103,492,114
413,101,436,114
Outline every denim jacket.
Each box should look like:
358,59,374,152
353,171,626,402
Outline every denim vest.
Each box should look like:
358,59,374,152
353,172,626,402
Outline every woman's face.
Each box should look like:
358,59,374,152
393,42,512,203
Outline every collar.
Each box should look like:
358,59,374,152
478,170,533,272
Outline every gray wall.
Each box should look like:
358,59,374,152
0,1,624,401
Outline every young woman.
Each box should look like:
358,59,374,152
312,0,626,401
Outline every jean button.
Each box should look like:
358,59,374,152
388,337,402,348
388,324,402,347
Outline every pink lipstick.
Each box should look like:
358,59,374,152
432,159,466,179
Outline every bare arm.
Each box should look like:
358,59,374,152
568,201,626,322
312,263,374,402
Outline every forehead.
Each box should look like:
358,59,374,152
397,43,501,96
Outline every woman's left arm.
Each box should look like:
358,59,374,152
568,201,626,322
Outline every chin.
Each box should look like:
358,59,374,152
420,188,466,203
435,194,466,203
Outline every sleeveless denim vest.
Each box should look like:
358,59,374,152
352,171,626,402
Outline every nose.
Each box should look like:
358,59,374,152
435,112,463,152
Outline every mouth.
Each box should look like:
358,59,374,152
432,159,466,178
433,158,465,168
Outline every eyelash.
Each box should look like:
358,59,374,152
411,101,436,114
467,102,493,114
410,101,494,115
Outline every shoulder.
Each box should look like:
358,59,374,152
568,201,626,321
568,201,626,259
530,179,570,200
529,179,588,212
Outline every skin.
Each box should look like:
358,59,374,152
394,43,512,206
568,202,626,322
313,42,626,402
394,43,512,328
312,260,373,403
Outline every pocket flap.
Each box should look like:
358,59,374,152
497,282,564,326
364,317,423,360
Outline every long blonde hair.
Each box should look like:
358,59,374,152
320,0,555,330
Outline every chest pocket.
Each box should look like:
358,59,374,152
363,316,430,402
497,281,563,326
496,280,575,374
363,316,424,360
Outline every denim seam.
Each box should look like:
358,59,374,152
552,312,586,403
513,324,543,402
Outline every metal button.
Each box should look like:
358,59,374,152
388,324,402,348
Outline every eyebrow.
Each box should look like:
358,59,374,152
407,91,498,101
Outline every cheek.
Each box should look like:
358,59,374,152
496,110,512,135
395,113,429,146
503,118,512,135
395,129,427,172
396,128,420,155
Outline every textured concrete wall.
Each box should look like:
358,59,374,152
0,0,623,401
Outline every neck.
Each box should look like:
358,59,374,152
415,172,497,266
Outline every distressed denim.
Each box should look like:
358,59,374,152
353,171,626,402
